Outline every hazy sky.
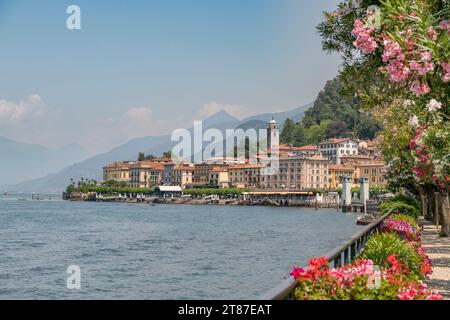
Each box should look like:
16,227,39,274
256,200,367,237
0,0,342,153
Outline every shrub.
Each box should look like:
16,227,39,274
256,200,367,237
358,233,423,278
379,201,419,219
391,194,421,211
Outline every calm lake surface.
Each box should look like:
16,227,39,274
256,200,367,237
0,194,363,299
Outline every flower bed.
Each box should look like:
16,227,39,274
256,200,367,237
290,212,441,300
380,216,421,242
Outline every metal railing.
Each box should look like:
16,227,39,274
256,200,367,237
260,209,393,300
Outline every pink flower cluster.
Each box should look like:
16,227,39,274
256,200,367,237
382,38,411,83
380,217,420,241
291,255,442,300
351,13,449,95
410,127,436,181
411,81,431,95
409,51,434,76
398,282,442,300
352,19,378,54
439,20,450,32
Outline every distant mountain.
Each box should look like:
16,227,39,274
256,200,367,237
236,120,268,131
241,103,313,126
4,104,312,192
0,137,90,186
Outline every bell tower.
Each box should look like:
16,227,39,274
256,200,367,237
267,117,279,155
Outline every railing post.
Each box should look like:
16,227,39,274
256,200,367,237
344,247,349,264
350,242,356,260
334,255,342,268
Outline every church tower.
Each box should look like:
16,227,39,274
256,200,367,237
267,117,279,155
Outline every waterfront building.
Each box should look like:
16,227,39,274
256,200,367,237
340,154,374,166
102,161,134,183
129,161,164,188
229,164,263,188
192,163,229,187
261,154,329,190
318,138,359,164
278,144,320,156
154,185,183,197
357,139,383,159
328,164,355,190
208,167,230,188
172,166,195,189
354,161,387,187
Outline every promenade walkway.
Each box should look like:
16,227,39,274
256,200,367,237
422,220,450,300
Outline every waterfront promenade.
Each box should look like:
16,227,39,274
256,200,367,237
423,220,450,300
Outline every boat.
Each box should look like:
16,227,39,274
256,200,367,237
356,213,377,225
3,191,8,195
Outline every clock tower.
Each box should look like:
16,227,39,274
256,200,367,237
267,117,279,155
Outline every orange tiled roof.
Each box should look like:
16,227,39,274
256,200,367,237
229,164,263,170
356,162,385,167
131,161,164,170
103,161,132,169
329,164,354,171
174,166,195,171
319,138,356,145
340,155,373,159
279,144,318,151
297,145,319,151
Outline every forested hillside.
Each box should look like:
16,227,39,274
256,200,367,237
280,76,381,146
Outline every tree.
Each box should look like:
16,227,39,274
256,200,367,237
138,152,145,161
162,150,172,159
145,154,156,160
281,119,296,144
317,0,450,235
326,121,351,138
292,125,305,146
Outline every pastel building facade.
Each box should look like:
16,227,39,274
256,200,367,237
319,138,359,164
261,154,329,190
229,164,263,188
129,161,164,188
103,161,135,183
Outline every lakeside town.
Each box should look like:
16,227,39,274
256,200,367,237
65,119,388,206
1,0,448,304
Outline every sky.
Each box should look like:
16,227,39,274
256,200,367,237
0,0,342,154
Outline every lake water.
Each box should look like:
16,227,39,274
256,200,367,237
0,194,363,299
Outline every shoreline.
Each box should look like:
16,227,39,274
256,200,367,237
64,192,340,209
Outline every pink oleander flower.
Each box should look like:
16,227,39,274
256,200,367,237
411,81,430,96
410,57,434,76
387,60,410,82
439,20,450,32
382,38,403,62
352,19,378,54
